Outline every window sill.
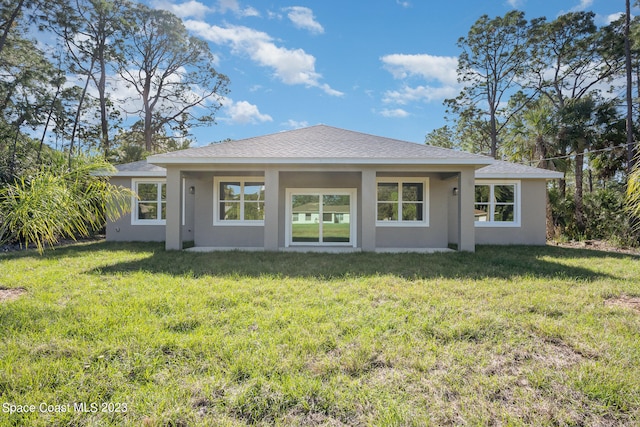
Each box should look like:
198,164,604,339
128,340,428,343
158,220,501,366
213,221,265,227
376,221,430,227
132,220,166,226
474,222,521,228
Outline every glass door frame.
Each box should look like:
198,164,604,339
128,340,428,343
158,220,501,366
285,188,357,248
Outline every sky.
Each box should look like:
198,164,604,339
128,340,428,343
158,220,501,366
140,0,630,146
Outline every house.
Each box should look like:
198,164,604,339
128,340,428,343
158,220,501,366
106,125,563,252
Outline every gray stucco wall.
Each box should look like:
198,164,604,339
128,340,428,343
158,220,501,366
474,179,548,245
447,178,548,246
375,174,450,249
191,172,265,248
108,169,550,249
106,176,195,243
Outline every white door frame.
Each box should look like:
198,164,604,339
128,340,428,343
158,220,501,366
285,188,357,248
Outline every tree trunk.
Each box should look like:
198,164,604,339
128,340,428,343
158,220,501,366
95,26,110,159
8,116,26,179
625,0,636,174
98,52,110,158
142,73,153,152
144,106,153,152
68,56,96,168
37,85,61,164
490,109,498,159
574,149,585,234
546,190,554,240
0,0,26,56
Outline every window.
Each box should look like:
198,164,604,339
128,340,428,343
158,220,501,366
474,181,520,226
376,178,429,226
214,177,265,225
132,179,166,225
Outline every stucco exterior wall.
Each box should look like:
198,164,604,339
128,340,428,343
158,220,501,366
446,177,548,246
475,179,548,245
375,174,449,249
108,166,550,250
106,176,195,242
189,172,265,248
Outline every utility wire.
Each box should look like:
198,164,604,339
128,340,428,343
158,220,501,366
521,141,636,167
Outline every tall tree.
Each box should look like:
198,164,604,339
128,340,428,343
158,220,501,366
625,0,635,175
448,10,530,158
504,97,558,168
53,0,127,165
119,4,229,152
525,12,623,227
0,35,60,181
503,97,561,238
64,0,131,159
424,125,455,149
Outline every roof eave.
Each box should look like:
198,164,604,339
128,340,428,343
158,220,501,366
147,156,493,167
476,172,564,179
113,170,167,177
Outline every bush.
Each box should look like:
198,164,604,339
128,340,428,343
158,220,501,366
550,184,637,246
0,159,133,253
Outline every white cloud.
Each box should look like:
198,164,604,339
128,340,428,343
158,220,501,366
267,10,282,20
396,0,411,8
283,119,309,129
506,0,524,8
217,0,260,17
284,6,324,34
185,20,343,96
317,83,344,97
150,0,213,19
568,0,593,12
380,53,460,105
599,12,624,25
382,84,459,105
150,0,258,18
379,108,410,118
381,53,458,85
223,99,272,124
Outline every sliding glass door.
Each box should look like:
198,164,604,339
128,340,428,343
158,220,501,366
288,189,356,246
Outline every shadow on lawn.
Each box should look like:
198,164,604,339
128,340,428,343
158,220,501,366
59,241,634,281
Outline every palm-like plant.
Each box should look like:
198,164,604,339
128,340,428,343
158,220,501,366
0,159,133,253
628,163,640,226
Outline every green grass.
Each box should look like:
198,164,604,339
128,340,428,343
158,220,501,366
0,242,639,426
291,222,350,242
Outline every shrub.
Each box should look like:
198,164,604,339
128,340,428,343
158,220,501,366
0,159,133,253
550,184,637,245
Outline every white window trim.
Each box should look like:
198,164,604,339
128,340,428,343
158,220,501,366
213,176,265,226
285,188,357,248
131,178,166,225
474,180,521,228
375,177,430,227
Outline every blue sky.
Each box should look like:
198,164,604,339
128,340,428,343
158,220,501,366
144,0,628,145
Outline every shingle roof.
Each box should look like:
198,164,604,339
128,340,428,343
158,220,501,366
110,128,563,181
113,160,166,176
147,125,493,166
476,160,564,179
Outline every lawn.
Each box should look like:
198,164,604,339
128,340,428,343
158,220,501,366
0,242,639,426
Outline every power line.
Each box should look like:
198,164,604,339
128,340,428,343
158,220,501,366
520,141,636,166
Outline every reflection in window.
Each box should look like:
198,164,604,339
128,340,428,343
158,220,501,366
135,181,166,222
475,183,517,224
218,179,265,222
376,179,426,223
